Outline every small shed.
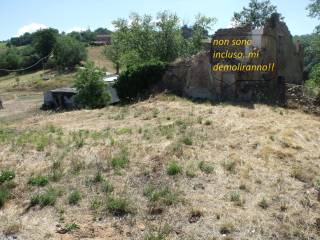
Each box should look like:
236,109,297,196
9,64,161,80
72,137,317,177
43,88,77,110
42,74,120,110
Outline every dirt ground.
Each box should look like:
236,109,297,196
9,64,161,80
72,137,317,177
0,91,320,240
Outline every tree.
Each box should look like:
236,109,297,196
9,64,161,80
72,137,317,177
53,36,87,70
294,34,318,76
74,62,110,109
190,14,216,54
104,14,157,70
306,63,320,88
9,32,35,46
232,0,283,28
308,0,320,19
33,28,58,57
104,12,216,71
94,28,112,35
2,48,22,70
156,11,184,62
307,0,320,33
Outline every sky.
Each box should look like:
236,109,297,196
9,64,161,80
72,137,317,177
0,0,318,40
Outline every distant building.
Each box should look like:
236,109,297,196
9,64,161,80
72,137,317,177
91,35,112,46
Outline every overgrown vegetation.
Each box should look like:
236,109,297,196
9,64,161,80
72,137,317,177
144,185,178,206
105,11,216,70
0,28,88,76
0,170,16,208
68,190,81,205
115,60,167,100
106,196,134,216
28,175,49,187
53,35,87,70
30,187,61,207
232,0,282,28
167,161,183,175
198,161,214,174
74,61,111,108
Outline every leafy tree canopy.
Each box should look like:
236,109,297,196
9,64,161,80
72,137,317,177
104,11,216,70
74,61,110,109
232,0,283,28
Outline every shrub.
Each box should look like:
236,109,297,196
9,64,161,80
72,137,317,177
68,190,81,205
306,63,320,89
65,223,80,233
115,61,167,101
230,191,244,206
111,149,129,169
182,135,193,145
101,180,114,194
230,192,240,202
144,185,177,206
74,62,111,109
198,161,214,174
106,196,133,216
28,175,49,187
167,162,183,175
0,170,15,183
93,172,104,183
30,187,61,207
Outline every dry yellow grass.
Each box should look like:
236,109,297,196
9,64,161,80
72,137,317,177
0,70,75,94
0,93,320,239
87,46,115,73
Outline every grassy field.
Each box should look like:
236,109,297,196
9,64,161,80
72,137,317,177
0,70,75,94
0,89,320,239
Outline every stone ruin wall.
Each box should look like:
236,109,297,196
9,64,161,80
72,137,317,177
162,15,304,103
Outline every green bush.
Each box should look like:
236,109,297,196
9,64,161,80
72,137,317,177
30,187,61,207
68,190,81,205
106,196,133,216
306,63,320,89
28,175,49,187
0,170,15,183
167,162,183,175
144,185,177,206
198,161,214,174
101,180,114,194
115,61,167,101
74,62,111,109
65,223,80,233
111,149,129,169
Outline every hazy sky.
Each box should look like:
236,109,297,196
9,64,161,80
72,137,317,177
0,0,318,40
